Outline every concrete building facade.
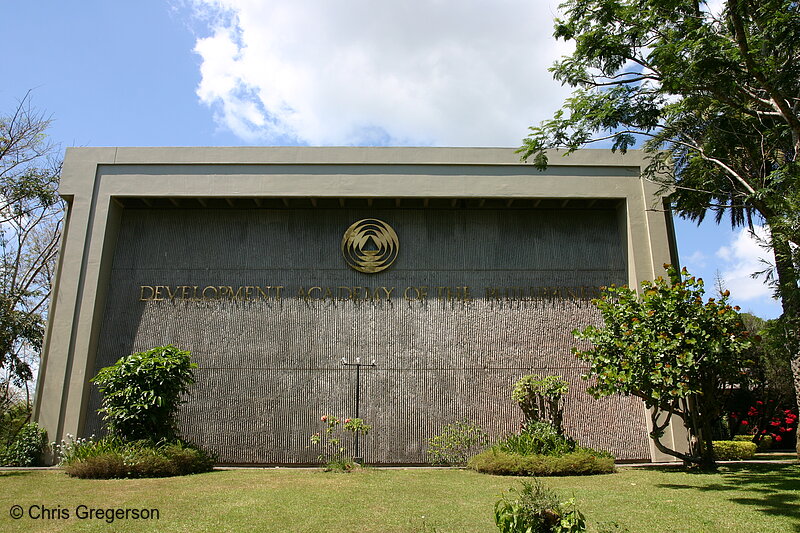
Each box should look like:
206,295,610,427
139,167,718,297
35,147,686,464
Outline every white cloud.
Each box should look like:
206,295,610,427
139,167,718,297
715,225,778,303
684,250,708,270
189,0,572,146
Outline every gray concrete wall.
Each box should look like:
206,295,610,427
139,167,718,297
82,207,649,463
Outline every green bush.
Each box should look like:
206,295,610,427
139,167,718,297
1,402,32,444
63,452,129,479
161,441,216,475
427,420,490,466
0,422,48,466
497,421,577,457
512,375,569,433
91,345,196,441
712,440,757,460
58,435,214,479
494,479,587,533
469,449,615,476
733,434,773,451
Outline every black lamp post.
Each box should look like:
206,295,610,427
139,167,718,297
341,356,376,464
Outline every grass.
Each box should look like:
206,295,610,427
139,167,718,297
1,463,798,532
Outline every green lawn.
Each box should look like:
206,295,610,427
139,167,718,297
1,463,798,532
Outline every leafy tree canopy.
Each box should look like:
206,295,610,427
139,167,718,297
0,93,62,416
521,0,800,457
574,265,753,467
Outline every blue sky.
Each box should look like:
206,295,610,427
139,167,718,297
0,0,783,318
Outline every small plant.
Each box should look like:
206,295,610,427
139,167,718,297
91,345,196,441
497,421,577,457
310,414,371,471
494,479,586,533
0,422,48,466
427,420,490,466
512,375,569,433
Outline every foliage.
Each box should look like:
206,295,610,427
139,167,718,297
0,400,31,447
0,93,63,417
573,265,754,468
731,400,798,448
468,449,615,477
512,375,569,433
494,479,587,533
309,414,372,471
91,345,197,441
426,419,490,466
734,433,774,451
712,440,757,460
723,314,797,447
497,421,578,457
56,434,214,479
0,421,47,466
518,0,800,458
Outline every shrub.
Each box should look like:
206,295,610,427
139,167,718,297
91,345,196,441
58,435,214,479
469,449,615,477
161,441,216,475
427,420,490,466
63,452,129,479
0,422,48,466
494,479,587,533
734,434,773,451
497,421,577,457
712,440,757,460
512,375,569,433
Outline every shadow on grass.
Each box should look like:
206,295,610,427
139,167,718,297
0,471,32,477
655,463,800,532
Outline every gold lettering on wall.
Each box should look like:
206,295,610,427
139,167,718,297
138,284,598,303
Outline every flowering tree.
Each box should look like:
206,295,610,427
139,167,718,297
731,401,798,447
574,265,754,468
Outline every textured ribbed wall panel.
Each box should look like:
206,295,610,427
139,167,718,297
85,208,651,463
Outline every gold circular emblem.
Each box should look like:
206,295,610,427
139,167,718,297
341,219,399,274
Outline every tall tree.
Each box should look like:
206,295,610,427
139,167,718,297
0,93,62,422
519,0,800,457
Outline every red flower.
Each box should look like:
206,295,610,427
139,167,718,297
771,420,781,426
761,430,768,434
747,407,759,416
321,415,328,422
756,401,763,405
787,418,796,425
740,420,749,425
774,435,783,442
344,418,352,424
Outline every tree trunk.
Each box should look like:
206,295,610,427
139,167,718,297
767,228,800,459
